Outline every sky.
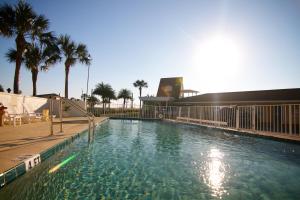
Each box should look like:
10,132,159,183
1,0,300,103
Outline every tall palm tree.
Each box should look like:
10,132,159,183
58,34,91,98
118,89,132,109
5,38,60,96
25,44,60,96
133,80,148,110
0,1,49,94
93,82,113,112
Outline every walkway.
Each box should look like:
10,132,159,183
0,117,107,173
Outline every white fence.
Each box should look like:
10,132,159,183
90,104,300,135
0,92,86,117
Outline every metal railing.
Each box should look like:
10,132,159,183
89,104,300,136
49,97,95,139
62,98,95,136
176,104,300,135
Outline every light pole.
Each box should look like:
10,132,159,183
85,55,91,109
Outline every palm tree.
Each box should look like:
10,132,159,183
5,39,60,96
118,89,132,109
58,34,91,98
26,44,60,96
0,1,49,94
0,84,4,92
133,80,148,111
81,93,88,101
107,88,116,109
93,82,113,113
87,95,99,109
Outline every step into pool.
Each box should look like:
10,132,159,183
1,119,300,199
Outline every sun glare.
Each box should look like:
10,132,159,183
193,34,243,84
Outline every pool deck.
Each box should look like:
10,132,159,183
0,117,108,173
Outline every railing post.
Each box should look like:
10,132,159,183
178,107,182,118
289,105,292,134
188,107,190,122
236,107,239,130
252,105,256,131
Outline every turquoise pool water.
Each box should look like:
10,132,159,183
1,120,300,199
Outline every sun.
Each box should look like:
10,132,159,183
192,34,243,84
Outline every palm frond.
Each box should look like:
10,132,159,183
15,1,37,33
118,89,132,100
32,14,49,33
133,80,148,88
0,84,4,92
24,45,40,71
5,48,17,63
0,3,15,37
77,43,91,65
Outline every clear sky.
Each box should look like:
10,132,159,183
1,0,300,102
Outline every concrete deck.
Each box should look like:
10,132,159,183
0,117,107,173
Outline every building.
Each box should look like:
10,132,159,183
141,77,300,106
141,77,199,106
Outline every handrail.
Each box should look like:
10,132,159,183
62,98,94,118
61,98,95,137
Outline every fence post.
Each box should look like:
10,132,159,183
188,107,190,122
178,107,182,118
236,107,239,129
252,105,256,131
289,105,292,134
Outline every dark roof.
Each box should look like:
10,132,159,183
156,77,183,98
35,93,60,98
176,88,300,103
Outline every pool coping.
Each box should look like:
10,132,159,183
165,119,300,145
0,118,109,189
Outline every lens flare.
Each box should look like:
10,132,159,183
49,154,77,173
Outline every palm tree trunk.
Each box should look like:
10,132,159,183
14,34,25,94
31,68,38,96
139,87,142,117
102,97,105,114
65,65,70,98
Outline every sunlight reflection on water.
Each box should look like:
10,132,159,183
203,148,228,198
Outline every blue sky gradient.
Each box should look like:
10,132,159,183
1,0,300,101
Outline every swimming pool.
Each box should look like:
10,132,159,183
1,119,300,199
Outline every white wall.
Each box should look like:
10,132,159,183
0,92,86,117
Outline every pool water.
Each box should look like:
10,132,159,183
1,120,300,200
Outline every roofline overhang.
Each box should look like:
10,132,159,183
174,100,300,105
